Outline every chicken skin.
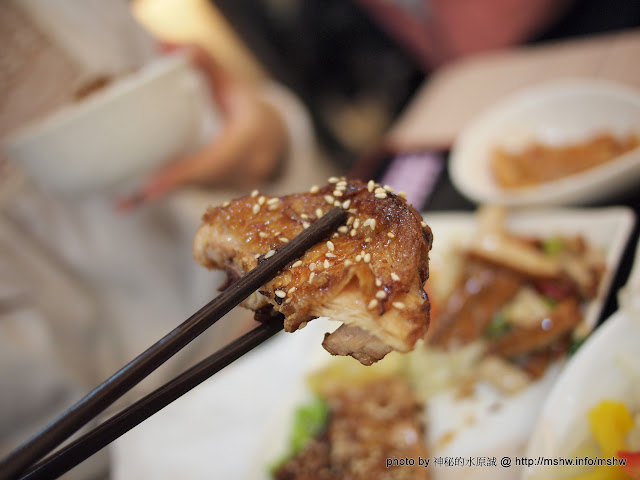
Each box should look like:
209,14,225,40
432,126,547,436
193,178,432,365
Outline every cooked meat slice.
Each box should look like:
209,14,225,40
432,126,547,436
274,377,430,480
322,325,393,367
427,259,523,348
487,297,581,358
193,179,432,364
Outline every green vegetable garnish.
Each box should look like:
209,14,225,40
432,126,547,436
485,311,511,338
542,235,565,256
269,396,329,474
569,336,586,355
290,397,329,453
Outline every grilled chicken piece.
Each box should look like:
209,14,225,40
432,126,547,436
193,179,432,365
274,376,430,480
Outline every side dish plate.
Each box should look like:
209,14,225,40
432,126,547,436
449,79,640,206
112,207,634,480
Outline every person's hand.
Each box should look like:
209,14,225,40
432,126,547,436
117,44,287,210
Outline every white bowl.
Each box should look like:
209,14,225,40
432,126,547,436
2,53,218,196
450,79,640,206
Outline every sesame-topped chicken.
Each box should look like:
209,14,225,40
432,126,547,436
193,178,433,365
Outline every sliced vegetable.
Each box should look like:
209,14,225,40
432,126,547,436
588,400,634,458
617,450,640,480
542,235,565,256
289,397,329,454
485,311,510,338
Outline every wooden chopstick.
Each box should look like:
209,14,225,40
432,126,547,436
0,206,346,480
19,312,285,480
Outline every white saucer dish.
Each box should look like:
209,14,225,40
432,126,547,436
450,79,640,207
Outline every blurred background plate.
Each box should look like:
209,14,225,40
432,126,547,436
449,79,640,207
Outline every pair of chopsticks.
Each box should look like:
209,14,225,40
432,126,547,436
0,206,347,480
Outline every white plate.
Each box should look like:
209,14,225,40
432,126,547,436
524,235,640,480
449,79,640,207
111,207,635,480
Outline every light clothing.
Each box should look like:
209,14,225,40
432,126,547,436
0,1,335,478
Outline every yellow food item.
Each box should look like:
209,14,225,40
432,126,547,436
566,400,635,480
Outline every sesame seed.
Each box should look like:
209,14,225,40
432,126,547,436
252,204,261,214
355,255,362,262
333,190,343,197
279,237,289,243
363,218,371,227
344,259,353,267
375,192,387,199
367,180,375,192
361,250,366,257
264,249,276,259
334,201,341,207
326,241,335,251
365,237,372,243
337,180,347,187
392,301,406,310
347,216,354,226
288,287,296,294
388,232,395,238
332,232,339,238
315,208,323,218
350,229,357,237
267,197,279,205
325,252,336,258
391,273,400,281
301,213,309,219
342,199,351,209
328,176,339,184
376,290,386,299
375,279,382,287
338,226,348,234
363,253,371,263
324,195,334,204
222,201,230,207
310,185,319,194
275,290,286,298
375,187,386,194
309,263,316,271
421,221,427,228
258,196,266,205
268,204,279,211
323,259,330,269
398,191,408,198
284,298,292,304
259,232,268,238
353,219,360,229
309,272,316,283
370,219,376,230
383,185,394,193
368,299,378,309
292,260,303,268
251,190,259,198
303,222,310,229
